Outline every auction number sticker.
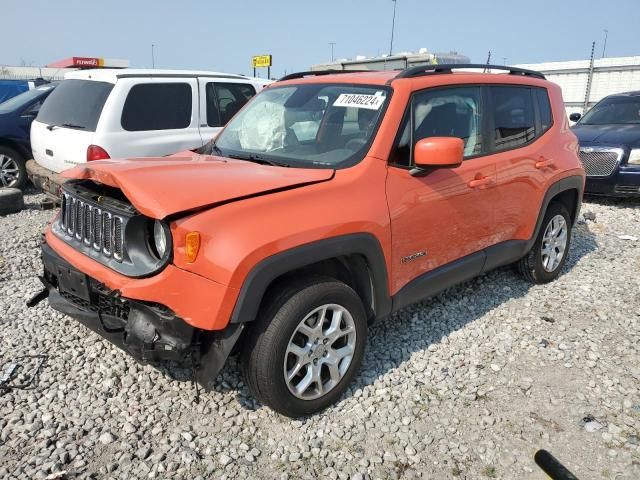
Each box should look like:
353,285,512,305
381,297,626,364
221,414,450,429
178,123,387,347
333,93,385,110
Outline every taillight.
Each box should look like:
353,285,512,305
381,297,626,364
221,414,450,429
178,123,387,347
87,145,110,161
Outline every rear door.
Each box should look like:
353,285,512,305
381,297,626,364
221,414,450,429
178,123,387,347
99,78,201,159
31,79,113,173
198,79,257,144
489,86,553,243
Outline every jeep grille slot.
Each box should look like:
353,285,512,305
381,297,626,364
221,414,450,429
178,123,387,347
578,147,622,177
60,192,125,262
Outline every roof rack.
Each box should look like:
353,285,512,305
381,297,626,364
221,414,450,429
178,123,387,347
278,70,370,82
395,64,546,80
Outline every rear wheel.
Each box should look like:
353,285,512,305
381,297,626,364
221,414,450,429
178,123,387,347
241,277,368,417
518,202,572,284
0,146,27,190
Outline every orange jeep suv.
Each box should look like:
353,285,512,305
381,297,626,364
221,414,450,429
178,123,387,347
30,65,585,417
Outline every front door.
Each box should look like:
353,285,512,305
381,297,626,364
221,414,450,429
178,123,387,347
385,85,499,295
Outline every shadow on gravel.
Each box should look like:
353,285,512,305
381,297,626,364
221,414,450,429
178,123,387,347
341,220,599,408
140,222,599,415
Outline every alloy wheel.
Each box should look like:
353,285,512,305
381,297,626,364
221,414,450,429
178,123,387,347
284,304,357,400
541,214,568,272
0,154,20,187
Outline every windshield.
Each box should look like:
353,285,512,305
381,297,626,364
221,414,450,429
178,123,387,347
36,79,113,131
0,85,55,114
579,96,640,125
213,83,389,168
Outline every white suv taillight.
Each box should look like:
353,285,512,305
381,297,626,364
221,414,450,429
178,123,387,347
87,145,110,161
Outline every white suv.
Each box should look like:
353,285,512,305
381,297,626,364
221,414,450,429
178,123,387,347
27,69,270,195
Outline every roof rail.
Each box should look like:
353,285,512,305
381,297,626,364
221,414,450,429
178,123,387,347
394,64,546,80
278,70,370,82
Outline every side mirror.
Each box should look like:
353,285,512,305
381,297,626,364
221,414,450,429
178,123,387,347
411,137,464,176
569,113,582,122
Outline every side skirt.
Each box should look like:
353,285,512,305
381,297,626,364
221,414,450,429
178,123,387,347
390,239,528,313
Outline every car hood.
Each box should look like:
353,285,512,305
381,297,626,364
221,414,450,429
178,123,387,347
572,123,640,147
63,152,335,218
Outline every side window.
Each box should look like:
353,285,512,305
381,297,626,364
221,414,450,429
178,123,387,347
490,86,535,151
206,82,256,127
121,83,192,131
535,88,553,133
412,86,484,160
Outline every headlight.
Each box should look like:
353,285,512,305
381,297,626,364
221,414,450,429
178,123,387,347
628,149,640,165
153,220,168,258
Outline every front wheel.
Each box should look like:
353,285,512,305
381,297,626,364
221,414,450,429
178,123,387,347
241,277,368,417
518,202,572,284
0,146,27,189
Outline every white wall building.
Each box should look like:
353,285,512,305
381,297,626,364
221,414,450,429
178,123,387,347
311,49,469,72
515,56,640,116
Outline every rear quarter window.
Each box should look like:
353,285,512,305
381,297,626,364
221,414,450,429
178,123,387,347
490,86,536,151
36,79,113,132
121,83,192,131
535,88,553,133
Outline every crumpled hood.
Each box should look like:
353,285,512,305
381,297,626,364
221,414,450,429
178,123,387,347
572,123,640,147
63,152,334,218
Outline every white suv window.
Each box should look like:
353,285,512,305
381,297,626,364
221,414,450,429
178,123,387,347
121,83,192,131
205,82,256,127
36,79,113,132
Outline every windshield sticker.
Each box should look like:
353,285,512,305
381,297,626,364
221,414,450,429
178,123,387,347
333,94,385,110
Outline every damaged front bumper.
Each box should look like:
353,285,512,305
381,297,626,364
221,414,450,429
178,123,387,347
30,241,243,386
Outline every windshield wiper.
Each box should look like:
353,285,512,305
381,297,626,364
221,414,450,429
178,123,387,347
227,152,290,167
46,123,86,131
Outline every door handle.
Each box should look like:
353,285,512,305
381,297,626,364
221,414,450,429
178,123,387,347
468,176,492,188
535,158,555,169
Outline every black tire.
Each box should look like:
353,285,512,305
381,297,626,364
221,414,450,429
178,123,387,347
0,187,24,215
241,276,368,417
518,202,572,284
0,146,27,190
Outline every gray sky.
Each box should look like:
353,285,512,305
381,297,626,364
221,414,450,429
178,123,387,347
4,0,639,77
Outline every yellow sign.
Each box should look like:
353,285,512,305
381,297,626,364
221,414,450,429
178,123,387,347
252,55,272,68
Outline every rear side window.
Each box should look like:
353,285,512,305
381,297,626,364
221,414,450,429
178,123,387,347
36,79,113,132
206,82,256,127
121,83,192,131
536,88,553,133
490,86,535,151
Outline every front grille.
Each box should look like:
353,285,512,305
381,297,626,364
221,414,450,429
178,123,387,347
579,147,623,177
53,180,168,278
60,193,125,262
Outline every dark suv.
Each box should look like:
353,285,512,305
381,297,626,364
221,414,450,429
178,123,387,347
571,91,640,196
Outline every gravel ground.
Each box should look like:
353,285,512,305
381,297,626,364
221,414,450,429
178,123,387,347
0,191,639,480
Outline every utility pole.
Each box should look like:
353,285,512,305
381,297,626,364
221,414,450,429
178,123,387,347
151,44,155,69
602,29,608,58
329,42,336,62
503,57,507,66
389,0,397,56
583,41,596,113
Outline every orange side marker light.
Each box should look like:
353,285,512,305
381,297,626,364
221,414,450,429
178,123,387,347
185,232,200,263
